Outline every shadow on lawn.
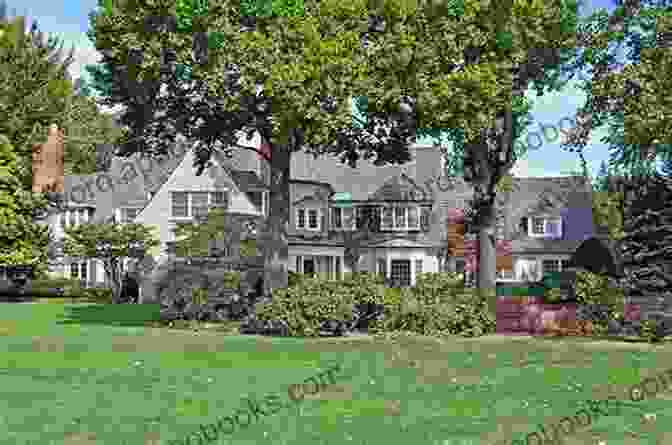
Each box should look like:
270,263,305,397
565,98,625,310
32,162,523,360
56,304,161,328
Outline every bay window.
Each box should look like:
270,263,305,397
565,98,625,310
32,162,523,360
380,206,421,230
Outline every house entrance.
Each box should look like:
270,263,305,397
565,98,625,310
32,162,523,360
390,260,411,287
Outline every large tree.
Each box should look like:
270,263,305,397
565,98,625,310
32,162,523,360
356,0,581,294
0,3,76,275
85,0,580,296
561,0,672,177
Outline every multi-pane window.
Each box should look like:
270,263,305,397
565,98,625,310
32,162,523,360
171,192,188,217
542,259,571,274
394,207,405,228
415,259,423,277
70,262,88,282
382,206,421,230
390,260,411,287
381,207,394,229
191,192,209,219
525,216,562,237
420,206,431,229
331,207,342,229
532,217,545,235
542,259,560,273
171,192,228,218
211,191,227,208
308,209,319,229
297,209,306,228
407,207,418,228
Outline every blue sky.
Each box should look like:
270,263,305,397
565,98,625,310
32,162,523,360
8,0,650,178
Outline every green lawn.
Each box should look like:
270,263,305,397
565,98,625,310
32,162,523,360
1,303,671,445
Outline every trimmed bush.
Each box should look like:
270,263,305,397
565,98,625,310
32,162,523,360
241,272,385,337
369,272,496,338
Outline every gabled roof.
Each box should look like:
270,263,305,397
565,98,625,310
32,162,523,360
367,173,432,202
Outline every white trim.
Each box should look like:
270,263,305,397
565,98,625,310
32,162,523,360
306,208,320,231
170,190,229,219
527,216,562,238
296,208,306,228
379,205,421,231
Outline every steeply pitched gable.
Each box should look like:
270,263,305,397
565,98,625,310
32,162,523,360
367,173,431,202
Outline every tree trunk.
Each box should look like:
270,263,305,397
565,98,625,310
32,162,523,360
260,137,291,296
104,258,123,303
477,201,497,309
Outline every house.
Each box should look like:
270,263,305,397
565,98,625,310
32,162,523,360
47,132,595,293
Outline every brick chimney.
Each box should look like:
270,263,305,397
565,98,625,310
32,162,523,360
32,124,64,193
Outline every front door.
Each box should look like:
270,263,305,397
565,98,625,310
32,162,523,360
390,260,411,287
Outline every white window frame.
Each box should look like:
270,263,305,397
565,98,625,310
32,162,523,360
331,207,343,229
170,191,228,219
296,208,306,228
379,206,421,231
527,216,562,238
307,208,321,231
541,257,572,275
69,261,89,282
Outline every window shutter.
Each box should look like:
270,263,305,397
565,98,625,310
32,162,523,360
320,210,325,231
556,217,563,239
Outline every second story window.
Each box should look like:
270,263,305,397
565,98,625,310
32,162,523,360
191,192,209,219
381,206,421,230
331,207,342,229
525,216,562,238
532,217,545,235
171,191,229,218
297,208,306,228
171,192,188,217
308,209,319,229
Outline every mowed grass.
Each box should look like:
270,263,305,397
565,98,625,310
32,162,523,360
1,304,671,445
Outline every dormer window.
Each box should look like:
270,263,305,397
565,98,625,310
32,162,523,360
524,216,562,238
297,209,306,228
380,205,421,230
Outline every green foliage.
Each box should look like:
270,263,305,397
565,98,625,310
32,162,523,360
191,287,209,306
0,134,50,269
173,208,259,259
592,189,625,241
570,3,672,176
574,270,625,312
63,222,160,302
253,271,495,338
254,274,368,337
369,272,496,338
221,271,240,289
